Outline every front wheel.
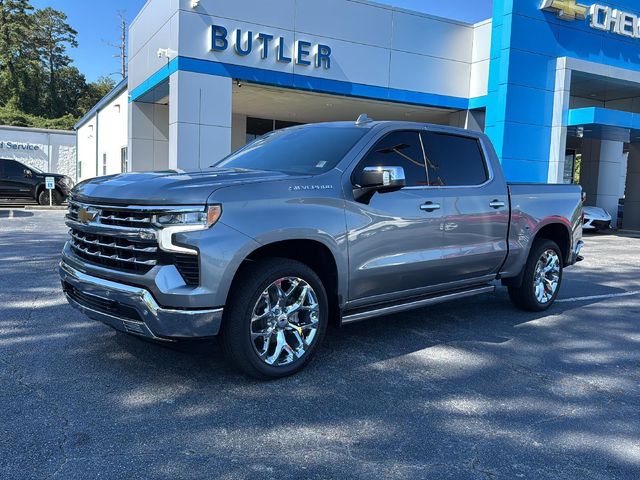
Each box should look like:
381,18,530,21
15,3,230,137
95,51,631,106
508,239,563,312
38,189,62,205
221,258,328,379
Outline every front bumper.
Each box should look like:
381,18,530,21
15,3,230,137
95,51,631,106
59,261,223,340
583,218,611,230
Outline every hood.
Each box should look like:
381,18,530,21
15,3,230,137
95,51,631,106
583,206,611,220
35,171,66,179
72,168,299,205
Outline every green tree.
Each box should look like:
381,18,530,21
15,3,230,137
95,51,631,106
0,1,119,130
78,76,116,113
0,0,35,109
32,6,78,118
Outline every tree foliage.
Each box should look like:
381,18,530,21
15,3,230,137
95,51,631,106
0,0,116,129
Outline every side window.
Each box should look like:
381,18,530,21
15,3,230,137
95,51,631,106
421,132,488,186
0,159,5,176
4,160,24,178
356,131,427,187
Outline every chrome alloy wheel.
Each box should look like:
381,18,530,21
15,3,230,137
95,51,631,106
250,277,320,367
533,249,561,304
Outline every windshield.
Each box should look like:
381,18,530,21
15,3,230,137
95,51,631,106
211,125,368,175
27,163,44,174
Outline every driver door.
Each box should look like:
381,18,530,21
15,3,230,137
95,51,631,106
345,130,445,304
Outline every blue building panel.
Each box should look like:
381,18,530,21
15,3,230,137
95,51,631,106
501,122,553,162
487,0,640,182
501,50,556,92
503,84,555,127
501,158,552,183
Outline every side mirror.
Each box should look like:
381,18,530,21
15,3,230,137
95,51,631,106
354,166,406,203
24,169,32,178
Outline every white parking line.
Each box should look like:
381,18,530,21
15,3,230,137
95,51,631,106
557,290,640,303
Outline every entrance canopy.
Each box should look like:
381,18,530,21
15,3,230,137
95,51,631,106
567,71,640,144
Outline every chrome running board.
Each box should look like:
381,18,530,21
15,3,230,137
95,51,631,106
341,285,495,325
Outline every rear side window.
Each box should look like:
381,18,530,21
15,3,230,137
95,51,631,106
3,160,24,177
356,131,427,187
421,132,488,186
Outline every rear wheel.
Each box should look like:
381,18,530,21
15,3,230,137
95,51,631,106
508,239,563,312
221,258,328,379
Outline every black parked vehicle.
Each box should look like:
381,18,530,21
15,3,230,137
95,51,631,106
0,158,73,205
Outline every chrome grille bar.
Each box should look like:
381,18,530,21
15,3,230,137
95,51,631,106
70,231,158,253
70,242,158,266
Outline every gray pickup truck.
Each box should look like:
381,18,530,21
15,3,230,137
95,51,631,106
60,118,584,378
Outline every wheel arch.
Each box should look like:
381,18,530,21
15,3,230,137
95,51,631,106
502,220,572,288
226,238,343,327
533,221,572,266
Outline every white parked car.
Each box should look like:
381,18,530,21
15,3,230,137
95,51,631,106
583,206,612,231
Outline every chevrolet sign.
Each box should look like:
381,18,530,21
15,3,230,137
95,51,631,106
540,0,588,20
77,207,99,224
541,1,640,39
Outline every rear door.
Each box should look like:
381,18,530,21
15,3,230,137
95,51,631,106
421,131,509,283
0,160,7,197
1,160,32,198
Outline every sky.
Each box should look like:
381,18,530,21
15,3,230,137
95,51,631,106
31,0,493,83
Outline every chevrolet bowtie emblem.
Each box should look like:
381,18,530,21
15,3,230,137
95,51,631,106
540,0,588,21
77,206,99,224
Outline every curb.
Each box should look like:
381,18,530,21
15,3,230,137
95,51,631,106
24,205,68,211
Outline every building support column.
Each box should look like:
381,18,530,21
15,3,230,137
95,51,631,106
596,140,625,227
169,71,232,171
623,144,640,231
579,138,600,205
129,101,169,172
547,61,571,184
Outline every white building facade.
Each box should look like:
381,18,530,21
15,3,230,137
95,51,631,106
0,125,76,177
75,79,129,181
125,0,491,172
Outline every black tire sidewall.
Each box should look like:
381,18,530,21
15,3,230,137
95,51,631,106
38,189,62,205
37,190,48,205
222,258,328,379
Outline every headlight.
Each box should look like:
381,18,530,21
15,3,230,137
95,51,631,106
156,205,222,255
156,206,221,227
59,176,73,188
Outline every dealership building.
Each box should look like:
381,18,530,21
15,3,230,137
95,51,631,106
75,0,640,229
0,125,76,178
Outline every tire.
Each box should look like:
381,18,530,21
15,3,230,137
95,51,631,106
220,258,328,379
508,239,563,312
38,189,62,206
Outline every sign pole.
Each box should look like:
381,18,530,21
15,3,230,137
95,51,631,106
45,176,55,207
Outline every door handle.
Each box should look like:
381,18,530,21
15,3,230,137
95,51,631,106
489,200,506,209
420,202,441,212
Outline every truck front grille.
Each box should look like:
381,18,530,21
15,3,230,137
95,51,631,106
69,230,158,274
66,201,201,284
68,202,155,229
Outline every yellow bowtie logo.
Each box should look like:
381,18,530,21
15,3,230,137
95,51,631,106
540,0,588,21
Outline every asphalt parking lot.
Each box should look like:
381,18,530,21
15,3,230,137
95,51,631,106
1,210,639,479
